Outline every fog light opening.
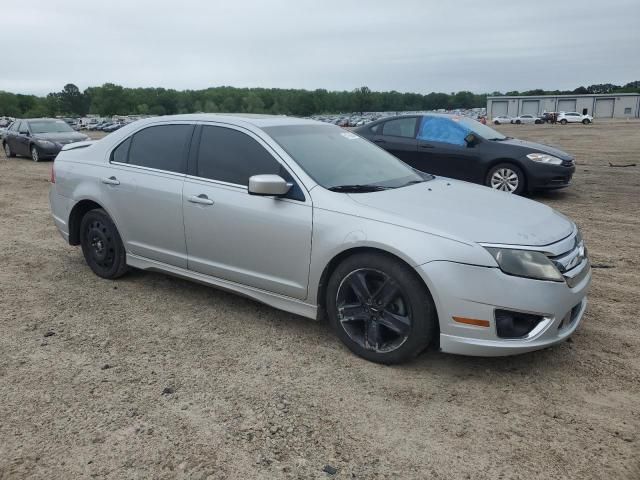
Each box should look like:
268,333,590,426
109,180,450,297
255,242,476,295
495,309,544,339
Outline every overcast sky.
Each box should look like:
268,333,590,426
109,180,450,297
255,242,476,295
2,0,638,95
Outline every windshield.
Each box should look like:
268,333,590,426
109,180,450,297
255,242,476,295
456,117,506,140
263,125,425,190
29,119,75,134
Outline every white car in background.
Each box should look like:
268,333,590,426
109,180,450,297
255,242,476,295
558,112,593,125
512,114,542,125
492,115,512,125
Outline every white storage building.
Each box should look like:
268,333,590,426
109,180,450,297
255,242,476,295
487,93,640,119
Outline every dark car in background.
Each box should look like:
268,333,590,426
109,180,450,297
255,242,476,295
353,114,575,195
3,118,90,162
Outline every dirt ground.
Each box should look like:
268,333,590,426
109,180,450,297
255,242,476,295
0,121,639,479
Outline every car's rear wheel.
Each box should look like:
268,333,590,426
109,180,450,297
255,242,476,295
326,253,436,364
515,120,521,124
30,145,40,162
80,208,128,279
560,119,568,125
582,118,590,124
494,120,500,125
4,142,15,157
486,163,525,195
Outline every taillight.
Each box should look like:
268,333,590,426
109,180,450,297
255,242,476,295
50,163,56,183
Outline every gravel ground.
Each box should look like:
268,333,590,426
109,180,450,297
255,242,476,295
0,121,639,479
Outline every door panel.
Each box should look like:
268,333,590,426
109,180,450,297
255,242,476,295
104,165,188,268
415,140,481,182
183,179,312,299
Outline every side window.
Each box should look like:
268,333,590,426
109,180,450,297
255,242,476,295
111,137,131,164
417,117,469,146
382,117,417,138
127,124,192,173
197,126,281,185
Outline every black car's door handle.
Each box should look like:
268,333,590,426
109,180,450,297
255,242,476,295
419,144,434,149
373,139,386,144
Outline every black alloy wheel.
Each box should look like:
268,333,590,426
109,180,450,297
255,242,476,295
326,253,436,364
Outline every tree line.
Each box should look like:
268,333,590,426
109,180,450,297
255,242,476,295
1,81,639,118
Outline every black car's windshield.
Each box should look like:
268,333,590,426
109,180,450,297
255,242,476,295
457,117,506,141
29,119,75,134
264,125,427,190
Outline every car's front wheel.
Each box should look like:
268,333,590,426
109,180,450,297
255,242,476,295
582,118,590,124
560,119,568,125
80,208,128,279
30,145,40,162
494,120,500,125
326,253,437,364
486,163,525,195
515,120,521,124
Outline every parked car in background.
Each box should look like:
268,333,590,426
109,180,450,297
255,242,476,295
557,112,593,125
540,112,558,124
103,122,124,132
512,114,541,125
3,118,90,161
492,115,511,125
49,114,590,364
0,123,11,141
354,114,576,195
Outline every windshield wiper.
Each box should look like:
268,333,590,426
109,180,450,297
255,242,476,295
328,184,390,193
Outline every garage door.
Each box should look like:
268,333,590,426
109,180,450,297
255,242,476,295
594,98,614,118
491,101,508,117
557,99,577,112
521,100,539,115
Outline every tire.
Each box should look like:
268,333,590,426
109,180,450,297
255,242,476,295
494,121,500,125
326,252,437,364
30,145,40,162
582,118,590,124
560,119,568,125
80,208,128,279
4,142,16,157
515,120,521,124
486,163,525,195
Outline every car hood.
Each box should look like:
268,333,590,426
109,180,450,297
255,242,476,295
498,138,573,160
347,178,574,246
33,132,87,143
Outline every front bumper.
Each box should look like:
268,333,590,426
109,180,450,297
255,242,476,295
416,259,591,356
526,161,575,190
35,143,63,158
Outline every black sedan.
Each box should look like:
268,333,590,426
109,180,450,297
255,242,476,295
353,114,575,195
2,118,90,162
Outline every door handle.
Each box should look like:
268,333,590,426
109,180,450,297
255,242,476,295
101,176,120,185
188,194,214,205
419,144,435,149
374,139,386,143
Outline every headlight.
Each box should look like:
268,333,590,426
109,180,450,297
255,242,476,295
526,153,563,165
485,247,564,282
36,139,56,147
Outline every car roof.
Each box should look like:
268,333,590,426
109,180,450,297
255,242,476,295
131,113,323,129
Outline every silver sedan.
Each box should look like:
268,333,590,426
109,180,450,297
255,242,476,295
49,114,591,364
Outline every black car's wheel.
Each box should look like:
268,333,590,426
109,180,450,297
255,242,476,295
326,252,437,364
80,208,128,279
560,119,568,125
582,118,590,125
3,142,15,157
486,163,525,195
30,145,40,162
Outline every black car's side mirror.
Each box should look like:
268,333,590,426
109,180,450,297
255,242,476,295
464,133,477,147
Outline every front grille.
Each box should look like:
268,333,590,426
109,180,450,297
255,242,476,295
549,235,586,274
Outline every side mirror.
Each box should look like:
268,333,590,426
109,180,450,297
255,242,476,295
464,132,477,147
248,174,291,197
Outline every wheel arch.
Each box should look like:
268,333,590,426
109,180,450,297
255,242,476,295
315,246,435,323
67,199,107,245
